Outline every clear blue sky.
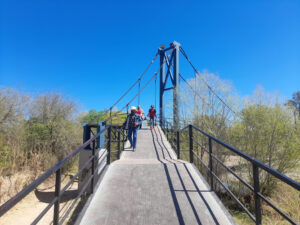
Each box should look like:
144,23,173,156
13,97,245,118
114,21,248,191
1,0,299,112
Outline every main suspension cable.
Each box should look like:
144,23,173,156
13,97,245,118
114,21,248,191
88,52,159,125
171,55,237,123
138,78,141,106
180,47,239,117
101,48,174,125
179,71,238,123
178,73,208,104
103,71,158,124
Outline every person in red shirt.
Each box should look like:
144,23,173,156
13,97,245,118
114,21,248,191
147,105,156,129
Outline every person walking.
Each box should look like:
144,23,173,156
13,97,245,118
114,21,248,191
147,105,156,129
123,106,142,151
136,105,144,129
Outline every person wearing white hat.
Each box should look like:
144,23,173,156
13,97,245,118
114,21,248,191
123,106,142,151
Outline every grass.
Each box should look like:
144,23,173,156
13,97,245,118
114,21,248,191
231,178,300,225
262,180,300,224
231,210,254,224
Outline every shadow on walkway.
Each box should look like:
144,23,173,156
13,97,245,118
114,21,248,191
150,127,220,225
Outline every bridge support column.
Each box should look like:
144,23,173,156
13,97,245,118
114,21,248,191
172,41,180,130
79,122,105,193
159,41,181,129
159,45,165,127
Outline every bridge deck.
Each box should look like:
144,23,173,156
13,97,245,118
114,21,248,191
77,126,236,225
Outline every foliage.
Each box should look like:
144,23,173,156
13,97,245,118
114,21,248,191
0,89,28,175
25,94,80,165
0,90,82,176
285,91,300,127
179,74,300,195
0,88,128,180
230,104,300,193
80,109,107,124
286,91,300,116
179,71,239,188
0,88,28,130
80,109,127,125
232,179,300,225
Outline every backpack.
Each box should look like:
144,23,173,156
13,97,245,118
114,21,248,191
128,114,137,127
123,114,138,130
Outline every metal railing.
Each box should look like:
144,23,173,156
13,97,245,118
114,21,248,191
0,125,127,225
110,125,128,160
161,121,300,225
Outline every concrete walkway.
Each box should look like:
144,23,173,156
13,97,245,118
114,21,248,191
78,126,236,225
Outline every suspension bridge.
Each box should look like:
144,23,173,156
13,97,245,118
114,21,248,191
0,41,299,225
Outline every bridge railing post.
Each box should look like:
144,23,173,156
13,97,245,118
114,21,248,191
117,128,121,159
176,130,180,159
166,124,169,140
90,139,96,194
208,137,214,191
189,125,193,163
253,164,262,225
53,168,61,225
107,126,111,164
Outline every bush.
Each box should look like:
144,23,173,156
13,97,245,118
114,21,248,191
230,104,300,194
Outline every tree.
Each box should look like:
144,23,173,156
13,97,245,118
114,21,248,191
25,93,81,169
288,91,300,115
285,91,300,125
231,104,300,194
80,109,107,124
0,88,28,174
179,70,239,139
179,71,240,189
80,109,127,125
0,90,83,202
0,88,27,130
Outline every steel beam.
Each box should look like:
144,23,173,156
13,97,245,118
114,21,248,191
159,47,165,126
159,41,181,129
172,41,180,130
164,87,174,91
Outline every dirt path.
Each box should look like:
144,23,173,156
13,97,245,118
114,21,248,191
0,177,78,225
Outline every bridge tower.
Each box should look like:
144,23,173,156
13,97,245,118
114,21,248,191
159,41,180,129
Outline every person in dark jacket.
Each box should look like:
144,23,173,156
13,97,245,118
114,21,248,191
123,106,142,151
147,105,156,129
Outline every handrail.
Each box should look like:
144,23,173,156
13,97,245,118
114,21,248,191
189,125,300,191
0,125,110,217
0,124,128,225
162,120,300,225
